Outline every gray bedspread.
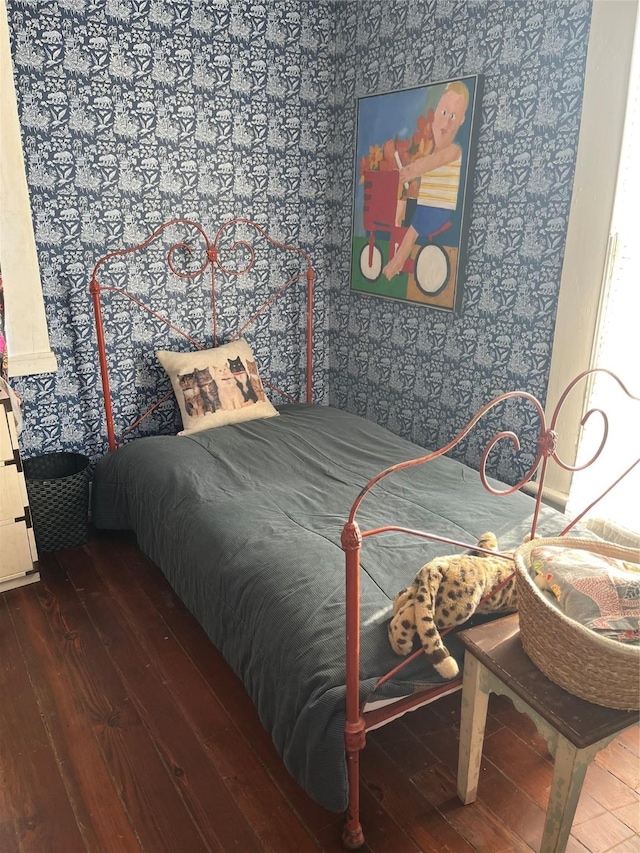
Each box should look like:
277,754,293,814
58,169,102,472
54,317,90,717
92,403,562,812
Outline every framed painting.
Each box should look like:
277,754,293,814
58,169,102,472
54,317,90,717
350,75,483,311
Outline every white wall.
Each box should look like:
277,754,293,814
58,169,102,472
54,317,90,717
545,0,638,504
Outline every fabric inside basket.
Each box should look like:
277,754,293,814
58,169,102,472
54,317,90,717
529,545,640,644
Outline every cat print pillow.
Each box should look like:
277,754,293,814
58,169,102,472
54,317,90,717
157,339,279,435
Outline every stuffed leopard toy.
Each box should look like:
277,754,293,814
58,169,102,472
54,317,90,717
388,532,517,679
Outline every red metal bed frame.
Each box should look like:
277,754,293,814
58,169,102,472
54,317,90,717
89,219,639,850
340,371,639,847
90,217,315,452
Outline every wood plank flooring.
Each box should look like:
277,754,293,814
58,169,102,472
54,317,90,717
0,531,638,852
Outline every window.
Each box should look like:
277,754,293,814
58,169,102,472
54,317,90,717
544,0,637,514
566,8,639,534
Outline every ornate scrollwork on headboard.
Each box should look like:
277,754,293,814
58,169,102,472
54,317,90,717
90,218,315,452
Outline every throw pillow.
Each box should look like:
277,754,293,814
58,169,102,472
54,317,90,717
156,338,278,435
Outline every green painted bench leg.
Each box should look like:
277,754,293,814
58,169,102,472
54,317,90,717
541,738,593,853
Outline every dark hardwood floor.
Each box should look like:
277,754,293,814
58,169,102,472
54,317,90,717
1,531,638,852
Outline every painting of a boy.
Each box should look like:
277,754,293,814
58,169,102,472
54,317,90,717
351,75,481,310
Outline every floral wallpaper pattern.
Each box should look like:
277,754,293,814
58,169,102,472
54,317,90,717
328,0,591,481
6,0,592,484
6,0,334,459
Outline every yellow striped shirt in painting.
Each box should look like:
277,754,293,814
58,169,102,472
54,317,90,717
417,157,462,210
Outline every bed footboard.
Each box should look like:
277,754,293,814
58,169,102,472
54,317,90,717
341,368,639,848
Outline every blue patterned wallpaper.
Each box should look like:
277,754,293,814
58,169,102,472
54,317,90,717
6,0,334,459
327,0,591,481
7,0,592,483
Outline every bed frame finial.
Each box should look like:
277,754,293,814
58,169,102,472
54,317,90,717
538,428,558,458
341,522,362,551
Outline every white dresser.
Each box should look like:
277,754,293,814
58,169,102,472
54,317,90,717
0,389,39,591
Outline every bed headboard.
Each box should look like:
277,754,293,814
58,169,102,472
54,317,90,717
89,218,315,452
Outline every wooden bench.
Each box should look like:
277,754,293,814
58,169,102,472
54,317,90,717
456,614,639,853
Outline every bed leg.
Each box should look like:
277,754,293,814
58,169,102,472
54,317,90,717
342,719,366,849
342,823,364,850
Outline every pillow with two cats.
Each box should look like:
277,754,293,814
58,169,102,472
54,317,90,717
157,339,278,436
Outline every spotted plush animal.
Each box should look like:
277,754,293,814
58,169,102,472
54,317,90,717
388,533,517,679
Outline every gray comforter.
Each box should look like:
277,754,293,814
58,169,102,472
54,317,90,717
92,403,560,812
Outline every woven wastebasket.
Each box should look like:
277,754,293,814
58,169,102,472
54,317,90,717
23,452,90,553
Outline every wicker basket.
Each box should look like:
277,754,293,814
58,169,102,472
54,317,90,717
514,537,640,711
24,452,90,553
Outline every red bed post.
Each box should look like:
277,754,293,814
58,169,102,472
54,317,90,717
341,521,366,850
89,274,116,452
